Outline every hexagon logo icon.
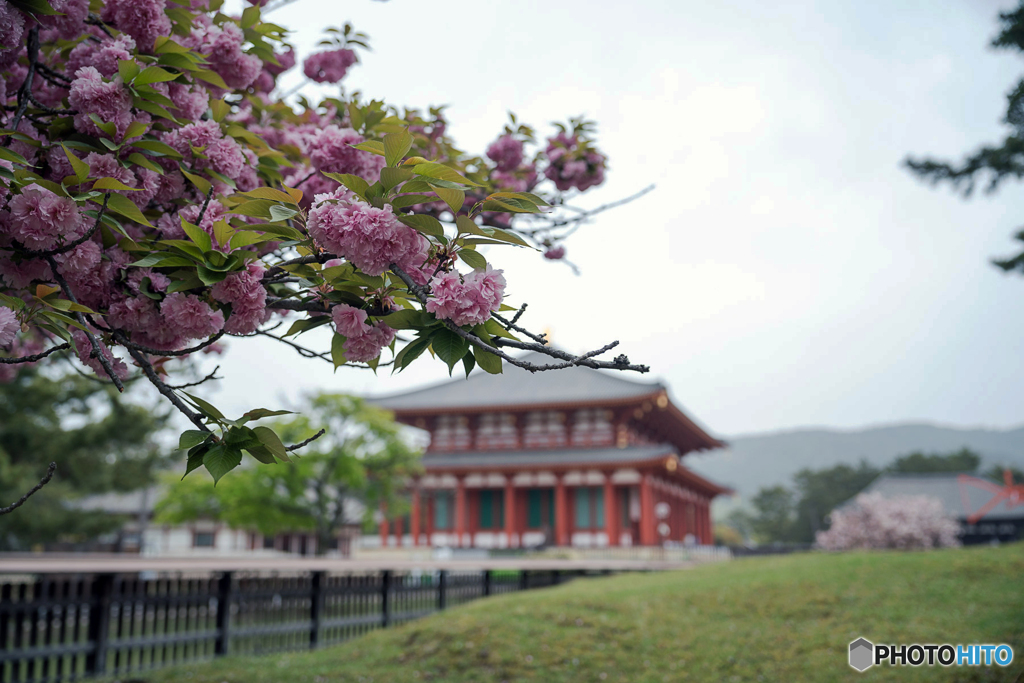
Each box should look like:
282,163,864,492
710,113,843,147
849,638,874,672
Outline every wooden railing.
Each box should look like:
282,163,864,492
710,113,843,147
0,567,587,682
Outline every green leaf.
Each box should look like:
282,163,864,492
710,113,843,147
240,408,294,422
380,166,413,190
458,249,487,270
178,430,211,451
381,308,431,330
268,204,298,222
383,130,413,167
253,426,290,462
474,345,503,374
103,193,154,227
389,194,434,209
135,66,180,86
393,335,432,372
61,144,90,182
117,60,140,83
133,139,183,159
183,444,208,477
240,3,260,28
352,140,385,156
323,172,369,196
93,177,140,192
181,219,213,252
462,351,476,378
432,185,465,213
240,187,298,204
397,213,444,237
456,215,485,235
481,196,541,214
431,328,470,374
412,162,481,187
126,152,163,174
331,333,347,369
179,167,212,195
203,444,242,484
123,120,149,141
182,391,225,420
193,69,228,89
487,226,532,248
0,146,30,167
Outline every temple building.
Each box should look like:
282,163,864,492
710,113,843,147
372,352,730,548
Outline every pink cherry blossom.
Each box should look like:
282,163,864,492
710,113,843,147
486,135,524,172
69,67,134,139
816,493,961,551
332,303,370,338
7,184,84,251
425,266,506,326
303,48,357,83
160,293,225,342
100,0,172,53
0,305,18,347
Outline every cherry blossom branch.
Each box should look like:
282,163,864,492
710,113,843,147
43,255,126,392
195,186,215,226
0,462,56,516
0,343,71,364
120,339,210,433
388,262,649,373
115,329,225,357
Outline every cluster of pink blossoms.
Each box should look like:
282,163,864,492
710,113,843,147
303,48,357,84
816,493,961,551
544,132,606,192
425,267,506,327
6,184,84,251
72,329,129,380
307,190,431,281
211,263,270,335
486,135,524,172
331,304,395,363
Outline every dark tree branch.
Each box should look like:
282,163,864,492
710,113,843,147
195,186,215,227
119,338,211,433
286,428,326,452
7,28,39,134
115,329,225,357
0,462,56,516
0,343,70,364
44,255,126,392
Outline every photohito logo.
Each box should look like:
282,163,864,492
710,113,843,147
848,638,1014,672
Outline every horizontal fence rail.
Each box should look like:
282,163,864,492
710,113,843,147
0,567,589,682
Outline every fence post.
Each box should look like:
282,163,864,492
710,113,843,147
85,573,114,677
552,569,561,586
310,571,325,650
380,570,391,628
482,570,491,597
519,570,529,592
215,572,233,657
437,570,447,611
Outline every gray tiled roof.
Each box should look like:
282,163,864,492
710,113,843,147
843,473,1022,520
422,444,673,469
371,351,664,412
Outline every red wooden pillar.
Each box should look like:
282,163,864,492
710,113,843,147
410,486,421,547
454,476,467,547
504,475,516,548
425,492,435,545
603,471,618,547
554,474,568,546
379,501,389,547
639,473,656,546
695,500,705,544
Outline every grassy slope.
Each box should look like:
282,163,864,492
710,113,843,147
138,544,1024,683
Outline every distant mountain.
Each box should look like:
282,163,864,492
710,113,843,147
686,422,1024,500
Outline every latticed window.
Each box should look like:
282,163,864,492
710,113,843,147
570,409,614,447
526,489,555,529
432,414,471,451
522,411,567,448
476,412,518,449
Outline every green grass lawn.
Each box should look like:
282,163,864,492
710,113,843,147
135,543,1024,683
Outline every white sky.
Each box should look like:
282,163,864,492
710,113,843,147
198,0,1024,437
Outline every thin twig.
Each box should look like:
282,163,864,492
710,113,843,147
195,186,215,226
0,462,56,515
119,338,211,433
7,28,39,135
166,365,222,390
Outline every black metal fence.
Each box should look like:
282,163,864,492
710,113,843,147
0,568,580,682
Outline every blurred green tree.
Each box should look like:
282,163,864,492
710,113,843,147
0,368,170,550
155,394,420,554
